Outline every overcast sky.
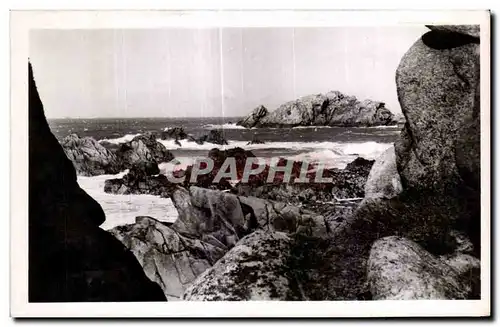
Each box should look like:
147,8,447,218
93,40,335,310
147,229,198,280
30,27,427,118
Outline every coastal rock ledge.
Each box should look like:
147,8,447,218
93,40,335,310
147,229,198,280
237,91,396,128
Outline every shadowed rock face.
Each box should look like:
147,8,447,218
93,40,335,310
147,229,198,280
28,63,166,302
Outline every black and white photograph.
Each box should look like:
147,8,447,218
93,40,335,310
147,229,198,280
11,9,490,317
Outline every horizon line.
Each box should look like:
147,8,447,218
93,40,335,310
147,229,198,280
46,116,246,120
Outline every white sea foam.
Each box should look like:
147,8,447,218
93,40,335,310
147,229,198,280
98,133,141,144
291,125,335,129
158,138,391,155
77,171,179,230
158,140,391,170
203,123,247,129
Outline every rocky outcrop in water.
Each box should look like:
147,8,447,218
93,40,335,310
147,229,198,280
117,132,174,170
187,129,228,146
160,127,188,141
237,105,269,128
61,134,122,176
62,131,174,177
237,92,396,128
29,62,166,302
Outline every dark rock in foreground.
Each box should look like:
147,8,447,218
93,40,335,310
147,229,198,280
29,62,166,302
368,236,479,299
108,215,225,301
109,186,338,299
183,231,301,301
237,91,396,128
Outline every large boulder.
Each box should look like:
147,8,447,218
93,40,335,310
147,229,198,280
364,146,403,199
130,132,174,163
367,236,479,300
28,62,166,302
395,27,480,192
238,91,395,128
108,216,227,300
170,187,247,246
61,134,122,176
183,231,303,300
115,132,174,173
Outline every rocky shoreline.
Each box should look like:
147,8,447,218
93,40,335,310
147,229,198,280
29,25,481,302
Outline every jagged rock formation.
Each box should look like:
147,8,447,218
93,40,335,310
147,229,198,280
61,134,122,176
109,186,335,299
237,92,396,128
62,131,174,177
237,105,269,128
28,62,166,302
116,132,174,170
108,216,224,301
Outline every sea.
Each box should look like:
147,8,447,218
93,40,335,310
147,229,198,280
48,117,402,230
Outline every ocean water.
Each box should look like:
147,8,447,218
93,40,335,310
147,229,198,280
48,117,402,229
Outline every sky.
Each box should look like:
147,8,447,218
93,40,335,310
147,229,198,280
29,26,427,118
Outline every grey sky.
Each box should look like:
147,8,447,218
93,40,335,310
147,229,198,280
30,27,427,118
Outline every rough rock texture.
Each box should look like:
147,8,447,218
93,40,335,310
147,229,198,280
234,156,374,208
187,130,228,146
236,105,268,128
107,185,336,299
237,91,395,128
28,62,166,302
108,216,227,300
367,236,478,300
104,165,172,197
426,24,480,38
394,26,481,255
61,134,122,176
183,231,303,301
117,132,174,170
395,29,480,192
364,146,403,199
